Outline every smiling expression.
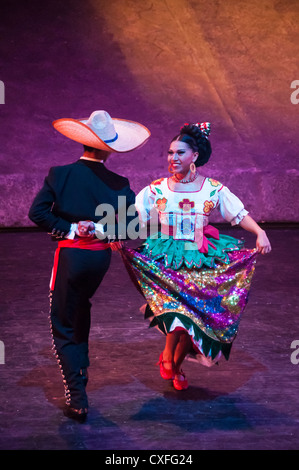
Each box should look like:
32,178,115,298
167,141,198,175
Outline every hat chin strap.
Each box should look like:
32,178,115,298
80,156,106,163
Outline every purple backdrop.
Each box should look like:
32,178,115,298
0,0,298,227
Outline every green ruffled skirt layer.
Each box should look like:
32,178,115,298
141,231,245,270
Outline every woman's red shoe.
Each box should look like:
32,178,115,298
157,352,174,380
173,370,189,390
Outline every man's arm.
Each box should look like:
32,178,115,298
28,167,72,237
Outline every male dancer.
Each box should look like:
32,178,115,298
29,110,150,422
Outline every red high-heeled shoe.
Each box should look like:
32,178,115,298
173,370,189,390
157,352,174,380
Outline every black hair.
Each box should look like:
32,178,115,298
171,123,212,167
83,144,95,152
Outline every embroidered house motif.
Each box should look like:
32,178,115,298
179,217,195,236
175,212,196,240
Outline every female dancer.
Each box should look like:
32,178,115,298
121,122,271,390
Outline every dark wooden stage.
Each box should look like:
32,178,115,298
0,228,299,450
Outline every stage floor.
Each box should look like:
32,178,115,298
0,228,299,450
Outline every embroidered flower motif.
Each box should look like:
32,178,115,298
151,178,164,186
203,200,215,214
208,178,221,187
179,198,195,212
156,197,167,211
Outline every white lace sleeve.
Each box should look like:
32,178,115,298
217,186,248,225
65,223,77,239
135,185,156,226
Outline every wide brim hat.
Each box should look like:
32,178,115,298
52,110,151,152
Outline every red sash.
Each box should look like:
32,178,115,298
50,238,110,291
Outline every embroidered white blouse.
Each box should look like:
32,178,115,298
136,177,248,240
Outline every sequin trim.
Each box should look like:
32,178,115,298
48,290,71,406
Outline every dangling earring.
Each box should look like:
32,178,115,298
190,162,196,174
168,164,174,174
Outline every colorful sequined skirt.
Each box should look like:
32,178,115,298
120,233,258,367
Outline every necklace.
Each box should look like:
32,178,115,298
172,171,198,184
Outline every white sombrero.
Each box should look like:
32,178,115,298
52,110,151,152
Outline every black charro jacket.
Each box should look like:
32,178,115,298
28,159,138,239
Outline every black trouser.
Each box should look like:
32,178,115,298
50,247,111,409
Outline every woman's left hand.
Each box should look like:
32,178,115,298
76,220,95,238
256,230,272,254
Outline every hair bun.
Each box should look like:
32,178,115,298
195,122,211,137
177,122,212,167
180,122,211,138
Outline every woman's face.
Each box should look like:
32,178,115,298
167,140,198,175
